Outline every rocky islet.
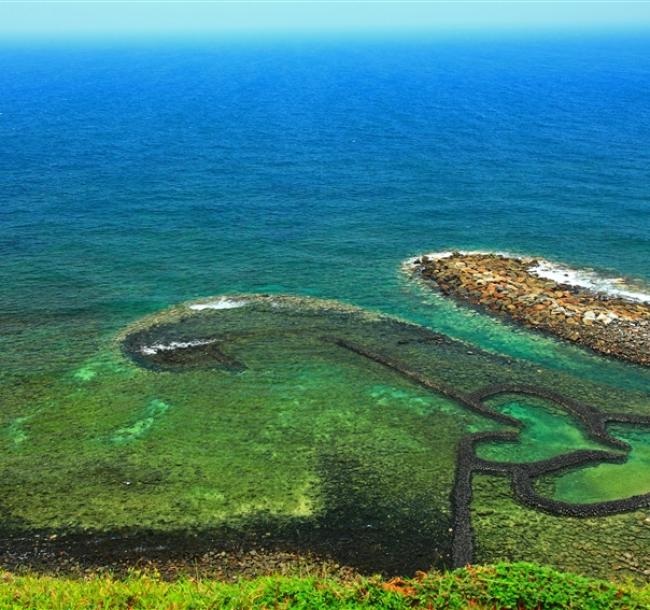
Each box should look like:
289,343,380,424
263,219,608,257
409,252,650,367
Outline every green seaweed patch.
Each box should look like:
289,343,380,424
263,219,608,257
73,366,97,382
2,293,649,576
471,474,650,583
547,424,650,504
475,395,607,463
6,416,31,446
110,399,171,444
73,351,137,383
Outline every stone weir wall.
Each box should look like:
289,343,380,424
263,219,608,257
412,253,650,367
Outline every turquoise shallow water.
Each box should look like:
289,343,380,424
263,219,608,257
1,35,649,391
0,34,649,575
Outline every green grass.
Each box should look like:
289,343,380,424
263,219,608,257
1,563,648,609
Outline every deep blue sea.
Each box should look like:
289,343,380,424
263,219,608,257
1,34,649,389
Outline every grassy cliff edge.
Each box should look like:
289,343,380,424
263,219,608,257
1,562,648,609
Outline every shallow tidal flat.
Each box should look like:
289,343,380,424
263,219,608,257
409,252,650,367
0,294,649,581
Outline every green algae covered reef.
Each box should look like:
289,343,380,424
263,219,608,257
1,293,648,582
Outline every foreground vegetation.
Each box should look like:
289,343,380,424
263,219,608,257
1,562,648,609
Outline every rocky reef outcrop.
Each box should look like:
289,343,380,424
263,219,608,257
409,252,650,367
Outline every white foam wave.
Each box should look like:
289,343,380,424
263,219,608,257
529,260,650,304
189,298,249,311
402,250,511,272
141,339,217,356
405,250,650,304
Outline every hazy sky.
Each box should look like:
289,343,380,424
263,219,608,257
2,1,650,39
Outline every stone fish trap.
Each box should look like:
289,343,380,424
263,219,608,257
121,295,650,569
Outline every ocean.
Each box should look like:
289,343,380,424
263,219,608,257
2,35,649,382
0,33,649,575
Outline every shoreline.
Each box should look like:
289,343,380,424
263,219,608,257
406,252,650,367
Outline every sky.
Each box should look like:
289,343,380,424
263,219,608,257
1,1,650,40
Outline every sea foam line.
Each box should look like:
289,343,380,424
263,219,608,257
528,260,650,304
189,298,250,311
141,339,217,356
